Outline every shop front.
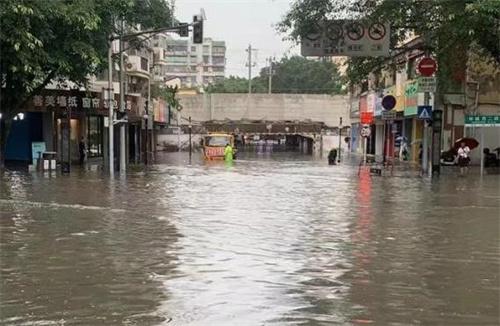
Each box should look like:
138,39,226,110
8,89,142,169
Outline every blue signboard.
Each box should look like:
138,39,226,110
417,105,432,120
31,142,46,165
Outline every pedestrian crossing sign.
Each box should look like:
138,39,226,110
417,105,432,120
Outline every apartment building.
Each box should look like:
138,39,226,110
152,34,226,90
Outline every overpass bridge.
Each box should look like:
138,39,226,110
158,93,351,154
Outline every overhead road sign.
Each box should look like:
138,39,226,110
417,105,432,120
301,20,390,57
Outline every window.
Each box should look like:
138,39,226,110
87,116,103,157
212,57,225,65
212,46,225,56
206,136,231,147
203,56,210,64
407,58,417,79
191,46,196,52
166,56,188,64
140,57,148,71
203,45,210,54
203,66,210,72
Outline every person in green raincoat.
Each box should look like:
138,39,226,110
224,143,234,162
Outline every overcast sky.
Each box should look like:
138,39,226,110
176,0,299,77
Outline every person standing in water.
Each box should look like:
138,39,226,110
224,143,234,162
78,137,86,166
457,141,471,175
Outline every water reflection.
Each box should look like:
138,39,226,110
1,152,499,325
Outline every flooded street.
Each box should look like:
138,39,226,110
1,153,499,325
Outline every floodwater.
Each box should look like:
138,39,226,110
1,152,499,325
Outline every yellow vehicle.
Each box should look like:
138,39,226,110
202,133,236,160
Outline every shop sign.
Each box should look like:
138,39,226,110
367,93,376,113
404,80,418,116
29,91,140,116
465,115,500,127
32,94,102,110
359,95,368,113
360,111,374,124
154,99,168,123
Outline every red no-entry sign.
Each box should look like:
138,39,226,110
417,57,437,77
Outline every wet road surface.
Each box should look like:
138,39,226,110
1,152,499,325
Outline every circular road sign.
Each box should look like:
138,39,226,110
417,57,437,77
346,22,364,41
381,95,396,111
360,125,371,138
305,24,322,41
326,22,343,41
368,22,386,40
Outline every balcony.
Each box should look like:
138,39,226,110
126,55,150,80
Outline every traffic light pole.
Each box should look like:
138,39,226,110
107,17,201,173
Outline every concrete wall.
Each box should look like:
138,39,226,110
177,93,350,127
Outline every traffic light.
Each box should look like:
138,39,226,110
193,15,203,44
179,23,189,37
432,110,443,132
116,111,128,121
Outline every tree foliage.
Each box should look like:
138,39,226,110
278,0,500,86
0,0,173,163
206,56,346,94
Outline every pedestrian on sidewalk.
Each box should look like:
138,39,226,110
457,141,471,175
79,137,86,166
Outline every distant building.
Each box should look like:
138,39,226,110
152,34,226,91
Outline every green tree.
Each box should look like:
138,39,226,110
278,0,500,87
0,0,173,165
206,56,346,94
260,56,345,94
205,76,267,93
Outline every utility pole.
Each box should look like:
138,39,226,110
422,91,430,176
107,37,114,176
267,57,274,94
119,19,126,175
188,116,192,161
246,44,257,94
338,117,342,163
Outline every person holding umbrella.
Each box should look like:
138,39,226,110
454,137,479,175
457,141,471,175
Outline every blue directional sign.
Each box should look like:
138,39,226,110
417,105,432,120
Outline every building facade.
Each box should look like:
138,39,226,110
349,36,500,168
152,35,226,91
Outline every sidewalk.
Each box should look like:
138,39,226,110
342,152,500,177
